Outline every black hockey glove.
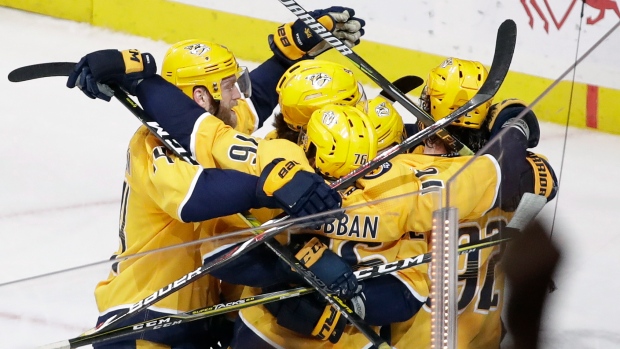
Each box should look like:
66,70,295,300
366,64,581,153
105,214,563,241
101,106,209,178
264,287,366,343
269,6,365,64
256,158,343,222
280,237,360,299
67,49,156,101
487,99,540,148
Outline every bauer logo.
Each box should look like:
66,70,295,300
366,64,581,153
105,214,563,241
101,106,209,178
280,0,353,54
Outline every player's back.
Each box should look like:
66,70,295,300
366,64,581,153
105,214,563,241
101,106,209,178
391,207,514,349
332,153,501,239
95,126,217,314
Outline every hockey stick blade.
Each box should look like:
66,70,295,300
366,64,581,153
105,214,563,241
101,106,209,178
378,75,424,102
41,230,518,349
7,62,75,82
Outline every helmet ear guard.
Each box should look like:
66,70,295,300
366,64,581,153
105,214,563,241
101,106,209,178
161,39,250,100
277,60,367,131
300,104,378,180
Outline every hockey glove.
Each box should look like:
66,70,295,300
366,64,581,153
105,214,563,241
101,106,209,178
67,49,157,101
269,6,366,64
281,237,360,299
256,158,342,221
264,291,347,343
487,99,540,148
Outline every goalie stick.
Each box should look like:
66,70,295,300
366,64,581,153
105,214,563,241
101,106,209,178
277,1,518,156
39,229,519,349
11,18,514,339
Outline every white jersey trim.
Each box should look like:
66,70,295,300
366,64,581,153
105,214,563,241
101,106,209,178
190,112,213,158
177,169,203,223
98,304,180,318
391,272,428,303
201,241,240,262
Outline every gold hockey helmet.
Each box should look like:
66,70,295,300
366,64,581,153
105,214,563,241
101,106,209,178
276,60,367,131
421,57,491,129
161,39,250,100
300,104,377,179
367,95,405,151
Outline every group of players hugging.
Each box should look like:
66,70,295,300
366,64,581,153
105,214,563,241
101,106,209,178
60,5,557,349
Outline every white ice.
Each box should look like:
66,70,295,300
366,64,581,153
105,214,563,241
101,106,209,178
0,6,619,349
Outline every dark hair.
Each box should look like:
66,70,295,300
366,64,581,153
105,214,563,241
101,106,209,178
422,122,490,154
273,112,301,144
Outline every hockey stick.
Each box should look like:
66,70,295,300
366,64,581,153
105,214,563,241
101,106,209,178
7,62,75,82
378,75,424,102
277,1,516,156
68,184,543,348
9,68,382,345
39,229,518,349
11,27,514,336
236,214,391,348
9,67,426,99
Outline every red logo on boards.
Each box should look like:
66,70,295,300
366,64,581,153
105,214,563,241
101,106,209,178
521,0,620,32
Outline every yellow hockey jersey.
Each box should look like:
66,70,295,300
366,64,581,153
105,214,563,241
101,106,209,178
95,127,218,315
96,115,309,316
390,208,513,349
236,153,503,348
391,152,557,349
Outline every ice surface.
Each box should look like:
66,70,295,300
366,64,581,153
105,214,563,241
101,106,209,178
1,6,619,348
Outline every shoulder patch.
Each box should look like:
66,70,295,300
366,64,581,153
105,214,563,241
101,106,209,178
363,161,392,180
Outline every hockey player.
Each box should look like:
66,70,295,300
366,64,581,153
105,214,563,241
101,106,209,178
266,59,368,143
157,39,364,340
64,7,367,347
230,102,523,348
269,59,409,156
66,50,342,349
389,57,558,349
230,62,557,348
228,104,431,349
366,94,407,151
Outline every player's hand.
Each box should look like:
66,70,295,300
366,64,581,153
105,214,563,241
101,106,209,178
281,237,361,298
269,6,366,64
264,291,348,343
256,158,342,221
67,49,157,101
487,99,540,148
